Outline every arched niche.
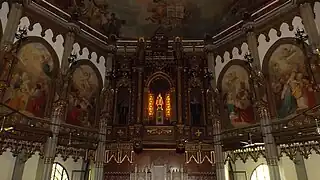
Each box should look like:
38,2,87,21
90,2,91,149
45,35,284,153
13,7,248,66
1,37,59,118
145,72,174,125
66,60,103,128
188,77,203,126
217,60,256,129
262,38,318,119
115,78,131,125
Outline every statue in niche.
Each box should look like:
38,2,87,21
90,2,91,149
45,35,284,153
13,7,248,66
190,96,202,125
117,99,129,125
156,93,164,110
116,88,130,125
148,76,171,125
155,93,164,125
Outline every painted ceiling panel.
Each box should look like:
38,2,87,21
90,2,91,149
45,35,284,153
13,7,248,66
47,0,271,39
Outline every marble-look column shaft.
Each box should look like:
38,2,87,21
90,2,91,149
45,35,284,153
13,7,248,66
299,2,320,49
94,45,116,180
1,2,23,46
245,23,281,180
205,44,225,180
11,150,30,180
294,153,309,180
41,101,66,180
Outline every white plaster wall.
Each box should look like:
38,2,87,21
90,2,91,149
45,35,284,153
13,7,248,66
314,2,320,35
0,149,16,180
55,155,84,179
16,17,64,63
22,153,40,180
304,152,320,180
0,1,9,32
234,156,296,180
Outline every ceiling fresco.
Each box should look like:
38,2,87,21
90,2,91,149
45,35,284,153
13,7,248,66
49,0,270,39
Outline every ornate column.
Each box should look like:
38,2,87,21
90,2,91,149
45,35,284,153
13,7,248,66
136,39,145,124
244,22,281,180
0,1,23,71
11,150,31,180
299,1,320,49
40,23,79,180
136,68,143,123
41,101,67,180
171,88,177,123
61,23,79,75
0,1,23,47
205,44,225,180
174,37,184,124
293,153,309,180
93,45,116,180
143,87,149,123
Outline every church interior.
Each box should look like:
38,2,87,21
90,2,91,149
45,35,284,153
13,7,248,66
1,0,320,180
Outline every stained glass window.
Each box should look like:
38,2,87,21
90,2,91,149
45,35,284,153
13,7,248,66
251,164,270,180
51,163,69,180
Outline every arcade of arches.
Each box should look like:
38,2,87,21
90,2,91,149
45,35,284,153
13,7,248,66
0,0,320,180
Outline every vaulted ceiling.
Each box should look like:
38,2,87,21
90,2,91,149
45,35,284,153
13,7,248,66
47,0,273,39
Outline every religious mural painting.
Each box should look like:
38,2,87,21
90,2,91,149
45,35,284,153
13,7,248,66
1,42,55,118
267,43,316,118
47,0,270,39
221,64,255,128
66,63,100,127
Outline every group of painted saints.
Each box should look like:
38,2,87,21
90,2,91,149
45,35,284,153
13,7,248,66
272,71,316,118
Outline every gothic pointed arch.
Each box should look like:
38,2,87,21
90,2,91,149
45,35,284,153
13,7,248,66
66,60,103,128
217,60,256,129
1,36,60,118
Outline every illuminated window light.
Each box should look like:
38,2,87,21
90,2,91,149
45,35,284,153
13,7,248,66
148,93,154,117
165,93,171,118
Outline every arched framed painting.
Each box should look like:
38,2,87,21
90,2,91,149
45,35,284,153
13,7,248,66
1,37,59,118
66,60,103,127
218,60,256,129
262,38,317,119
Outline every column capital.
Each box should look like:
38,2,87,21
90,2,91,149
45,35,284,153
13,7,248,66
242,21,256,34
204,44,216,53
66,23,81,36
105,44,117,54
